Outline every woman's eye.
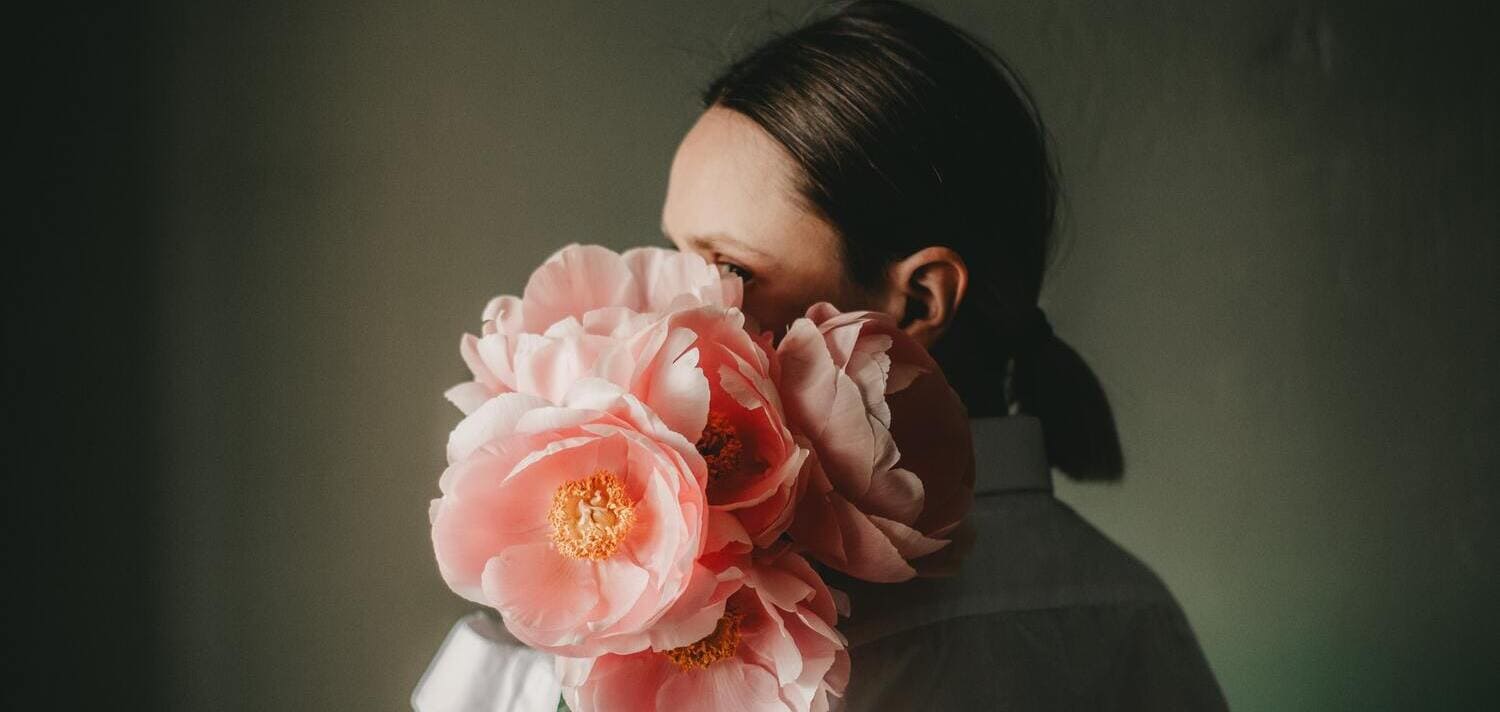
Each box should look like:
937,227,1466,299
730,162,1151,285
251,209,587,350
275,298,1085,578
716,262,753,282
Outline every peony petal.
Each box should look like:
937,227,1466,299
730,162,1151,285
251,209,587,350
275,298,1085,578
555,655,596,689
728,449,807,547
482,542,600,640
717,362,767,412
643,563,730,650
810,372,880,493
630,325,710,443
557,377,630,414
620,246,725,311
854,466,924,525
569,653,671,712
656,659,785,712
458,333,499,390
866,515,950,560
473,332,522,393
580,305,650,337
825,494,917,582
885,359,924,394
774,319,836,412
588,556,652,634
886,373,975,535
511,332,615,404
446,392,551,464
746,563,815,613
523,244,636,332
442,380,492,415
482,294,525,333
831,588,851,619
432,456,538,603
743,620,804,688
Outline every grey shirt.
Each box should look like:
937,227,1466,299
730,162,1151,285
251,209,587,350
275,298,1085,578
829,415,1227,711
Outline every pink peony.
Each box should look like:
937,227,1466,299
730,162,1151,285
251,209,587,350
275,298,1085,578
445,245,741,414
428,244,990,709
598,305,807,547
776,303,976,582
430,378,724,657
452,275,806,548
558,550,849,712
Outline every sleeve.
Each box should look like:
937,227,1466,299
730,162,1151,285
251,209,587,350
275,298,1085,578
836,604,1227,712
411,611,563,712
1107,600,1229,712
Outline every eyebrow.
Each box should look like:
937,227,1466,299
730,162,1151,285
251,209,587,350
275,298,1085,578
661,226,772,259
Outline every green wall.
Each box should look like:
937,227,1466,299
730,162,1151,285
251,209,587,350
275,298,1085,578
151,1,1498,708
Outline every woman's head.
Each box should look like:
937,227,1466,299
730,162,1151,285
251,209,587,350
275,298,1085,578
663,0,1123,479
662,106,867,334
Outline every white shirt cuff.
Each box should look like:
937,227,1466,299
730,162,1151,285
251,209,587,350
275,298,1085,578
412,611,561,712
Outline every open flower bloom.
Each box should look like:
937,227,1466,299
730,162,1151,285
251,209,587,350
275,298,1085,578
430,379,721,657
445,245,742,414
451,294,806,548
558,550,849,712
776,303,976,582
600,305,808,546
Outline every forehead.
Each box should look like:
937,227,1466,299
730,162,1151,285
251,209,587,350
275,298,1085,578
661,107,804,239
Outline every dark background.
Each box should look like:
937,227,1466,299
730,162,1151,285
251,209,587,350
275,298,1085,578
12,1,1498,709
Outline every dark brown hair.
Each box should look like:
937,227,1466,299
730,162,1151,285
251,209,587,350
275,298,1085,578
702,0,1123,480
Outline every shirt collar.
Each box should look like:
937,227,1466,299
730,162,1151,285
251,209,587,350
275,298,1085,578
970,414,1052,495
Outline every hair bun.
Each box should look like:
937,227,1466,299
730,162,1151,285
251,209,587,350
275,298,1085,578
1010,306,1054,357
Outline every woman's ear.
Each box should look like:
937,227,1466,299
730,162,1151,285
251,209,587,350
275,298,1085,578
879,246,969,347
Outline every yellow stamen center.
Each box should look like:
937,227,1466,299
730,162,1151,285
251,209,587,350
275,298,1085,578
547,469,635,560
663,609,746,670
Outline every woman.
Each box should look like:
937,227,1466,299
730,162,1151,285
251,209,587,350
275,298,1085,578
417,1,1226,709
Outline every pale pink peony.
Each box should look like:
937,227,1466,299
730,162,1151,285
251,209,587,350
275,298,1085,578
452,290,806,547
558,550,849,712
597,305,808,547
445,244,741,414
776,303,975,582
430,378,726,657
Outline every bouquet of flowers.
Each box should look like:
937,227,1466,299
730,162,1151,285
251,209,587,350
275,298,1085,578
429,244,975,711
